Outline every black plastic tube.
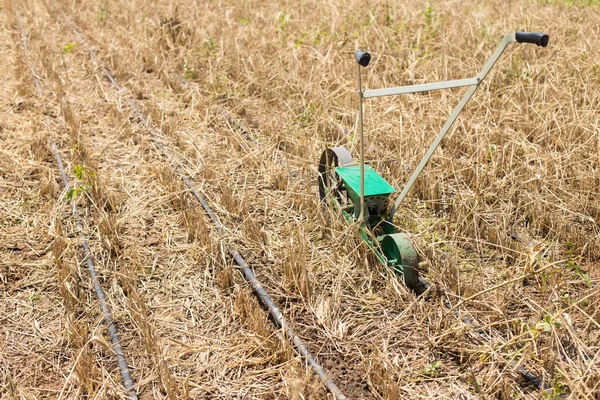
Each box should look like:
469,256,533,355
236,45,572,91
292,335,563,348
183,176,347,399
52,142,139,400
19,14,137,399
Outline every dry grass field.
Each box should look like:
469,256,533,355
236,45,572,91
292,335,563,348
1,0,599,398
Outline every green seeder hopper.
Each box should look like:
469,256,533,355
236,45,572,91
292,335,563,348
319,32,549,289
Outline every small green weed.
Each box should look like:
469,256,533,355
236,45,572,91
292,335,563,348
67,185,87,201
279,13,289,32
62,43,77,53
423,361,442,376
98,8,108,22
67,164,96,201
204,37,217,53
298,103,315,124
542,381,567,400
424,3,434,23
566,259,591,285
73,164,96,181
536,314,561,332
183,64,196,80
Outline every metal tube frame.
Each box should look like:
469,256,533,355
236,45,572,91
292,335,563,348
357,63,366,222
363,77,479,99
356,33,517,223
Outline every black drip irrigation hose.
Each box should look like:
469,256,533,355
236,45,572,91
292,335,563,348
52,143,138,400
59,16,347,400
182,177,347,399
17,15,138,398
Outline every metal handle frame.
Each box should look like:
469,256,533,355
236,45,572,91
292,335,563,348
355,33,518,223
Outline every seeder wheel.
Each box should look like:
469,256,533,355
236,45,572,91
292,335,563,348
318,147,353,208
380,233,419,289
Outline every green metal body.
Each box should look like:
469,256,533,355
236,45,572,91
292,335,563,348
335,165,395,200
324,161,419,288
336,165,395,224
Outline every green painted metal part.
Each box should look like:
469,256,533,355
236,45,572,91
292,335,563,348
378,233,419,288
320,148,419,289
338,207,419,289
335,165,396,199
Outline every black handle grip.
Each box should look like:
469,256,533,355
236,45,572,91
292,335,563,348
515,31,549,47
354,50,371,67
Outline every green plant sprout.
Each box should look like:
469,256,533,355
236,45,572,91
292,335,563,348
67,164,96,201
62,43,77,53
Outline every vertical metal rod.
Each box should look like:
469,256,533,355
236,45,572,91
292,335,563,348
357,63,366,222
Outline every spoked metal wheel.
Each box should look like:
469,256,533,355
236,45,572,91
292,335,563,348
318,147,353,208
